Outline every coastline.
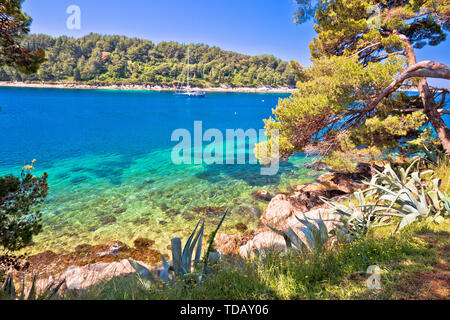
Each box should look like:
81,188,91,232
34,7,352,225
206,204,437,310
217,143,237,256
0,81,296,94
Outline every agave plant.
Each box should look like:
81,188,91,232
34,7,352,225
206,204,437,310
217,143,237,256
366,162,449,231
1,273,65,300
267,212,330,254
319,191,392,239
321,160,449,237
129,209,228,286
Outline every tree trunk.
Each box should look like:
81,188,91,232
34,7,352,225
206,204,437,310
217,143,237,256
394,30,450,155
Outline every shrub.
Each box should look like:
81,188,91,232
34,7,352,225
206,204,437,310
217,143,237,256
0,161,49,252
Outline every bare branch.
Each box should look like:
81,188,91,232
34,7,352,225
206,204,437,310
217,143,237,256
367,61,450,111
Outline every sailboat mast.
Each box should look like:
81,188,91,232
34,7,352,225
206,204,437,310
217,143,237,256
187,48,190,89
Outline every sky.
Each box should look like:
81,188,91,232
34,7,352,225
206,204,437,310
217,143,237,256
22,0,449,87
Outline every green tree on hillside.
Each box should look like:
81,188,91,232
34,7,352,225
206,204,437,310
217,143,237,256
0,33,297,88
256,0,450,167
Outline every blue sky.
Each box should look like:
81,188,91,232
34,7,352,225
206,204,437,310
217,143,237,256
23,0,449,87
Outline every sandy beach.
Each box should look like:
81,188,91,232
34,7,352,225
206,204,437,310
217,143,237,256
0,81,296,93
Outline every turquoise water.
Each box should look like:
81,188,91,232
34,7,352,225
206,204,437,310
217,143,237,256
0,87,321,255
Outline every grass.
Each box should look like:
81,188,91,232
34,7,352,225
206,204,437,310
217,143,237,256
434,156,450,195
65,219,449,300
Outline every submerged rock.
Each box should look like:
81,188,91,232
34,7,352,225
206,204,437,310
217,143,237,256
191,206,226,217
303,161,332,171
112,207,127,214
251,190,274,201
133,238,155,248
100,215,117,225
235,222,248,232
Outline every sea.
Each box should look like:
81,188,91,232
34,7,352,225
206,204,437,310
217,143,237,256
0,87,321,254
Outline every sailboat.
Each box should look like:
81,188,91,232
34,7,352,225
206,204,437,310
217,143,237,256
175,48,206,97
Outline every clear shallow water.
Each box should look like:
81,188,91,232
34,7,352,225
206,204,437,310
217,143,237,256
0,87,321,255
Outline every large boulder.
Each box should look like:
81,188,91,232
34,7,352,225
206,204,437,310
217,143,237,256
240,208,341,258
31,259,161,295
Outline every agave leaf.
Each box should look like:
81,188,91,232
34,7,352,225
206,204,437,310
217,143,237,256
319,197,352,216
267,224,292,248
266,224,285,237
2,273,16,299
171,238,185,276
19,278,25,300
182,220,201,273
397,213,420,231
434,215,445,224
364,182,398,197
314,213,329,244
432,178,442,191
185,219,205,273
128,259,155,281
160,255,170,283
354,191,366,206
288,227,307,251
194,219,205,264
295,213,318,233
428,190,440,211
298,226,315,251
437,190,450,211
27,275,37,300
39,279,66,300
404,158,420,177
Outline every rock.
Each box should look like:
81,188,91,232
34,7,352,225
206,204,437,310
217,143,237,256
304,161,332,171
31,259,161,294
239,231,286,258
240,208,340,258
251,190,274,201
112,207,127,214
235,223,248,232
395,155,411,165
215,231,256,256
191,206,226,217
74,244,92,253
261,194,294,228
27,240,166,280
95,241,130,257
100,215,117,225
215,234,241,255
355,162,372,178
133,238,155,248
316,172,366,194
133,218,149,225
234,204,260,217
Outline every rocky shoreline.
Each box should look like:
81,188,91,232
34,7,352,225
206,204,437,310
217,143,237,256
0,81,295,93
216,167,370,257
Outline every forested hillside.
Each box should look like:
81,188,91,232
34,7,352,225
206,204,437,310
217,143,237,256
0,33,296,88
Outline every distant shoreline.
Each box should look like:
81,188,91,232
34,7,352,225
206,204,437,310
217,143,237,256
0,81,296,94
